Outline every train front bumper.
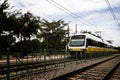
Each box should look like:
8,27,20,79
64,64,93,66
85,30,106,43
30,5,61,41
69,48,81,51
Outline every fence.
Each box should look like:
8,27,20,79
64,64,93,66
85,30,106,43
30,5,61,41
0,48,114,80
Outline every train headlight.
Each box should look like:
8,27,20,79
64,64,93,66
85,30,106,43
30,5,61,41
81,49,86,52
69,48,81,51
81,49,83,51
69,49,72,51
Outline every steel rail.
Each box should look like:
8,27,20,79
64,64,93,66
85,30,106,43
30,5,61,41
51,55,120,80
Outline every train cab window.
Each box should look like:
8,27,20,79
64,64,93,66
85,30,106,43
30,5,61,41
69,35,85,47
69,39,85,46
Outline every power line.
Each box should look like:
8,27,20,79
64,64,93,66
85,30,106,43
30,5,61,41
46,0,99,29
45,0,79,20
105,0,120,27
51,0,98,29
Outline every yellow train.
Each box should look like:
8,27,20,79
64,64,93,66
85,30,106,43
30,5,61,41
67,33,118,58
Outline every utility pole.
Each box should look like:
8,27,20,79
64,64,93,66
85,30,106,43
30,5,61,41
75,24,77,34
67,24,70,38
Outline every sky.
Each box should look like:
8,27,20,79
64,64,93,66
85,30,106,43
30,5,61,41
7,0,120,46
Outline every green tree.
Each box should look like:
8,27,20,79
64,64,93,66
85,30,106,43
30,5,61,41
13,12,42,57
0,0,17,58
38,19,68,50
14,39,41,57
0,0,43,58
0,0,9,34
15,12,42,41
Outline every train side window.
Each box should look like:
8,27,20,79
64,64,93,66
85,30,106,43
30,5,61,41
87,38,100,47
87,38,93,46
93,40,98,47
98,42,104,47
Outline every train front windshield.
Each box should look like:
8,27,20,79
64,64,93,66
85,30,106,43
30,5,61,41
69,35,85,47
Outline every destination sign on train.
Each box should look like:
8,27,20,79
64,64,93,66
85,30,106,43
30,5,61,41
71,35,85,39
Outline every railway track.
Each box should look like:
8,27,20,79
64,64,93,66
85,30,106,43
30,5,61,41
109,63,120,80
52,55,120,80
1,55,119,80
0,57,73,80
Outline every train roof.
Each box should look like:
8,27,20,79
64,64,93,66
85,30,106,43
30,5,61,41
71,33,111,45
84,33,103,43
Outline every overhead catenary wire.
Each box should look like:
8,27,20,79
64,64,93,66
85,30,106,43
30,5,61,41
105,0,120,28
45,0,80,20
51,0,99,29
45,0,119,46
46,0,99,30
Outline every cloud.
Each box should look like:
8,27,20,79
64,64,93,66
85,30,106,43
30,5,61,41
80,9,120,46
8,0,120,46
9,0,65,16
9,0,120,16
